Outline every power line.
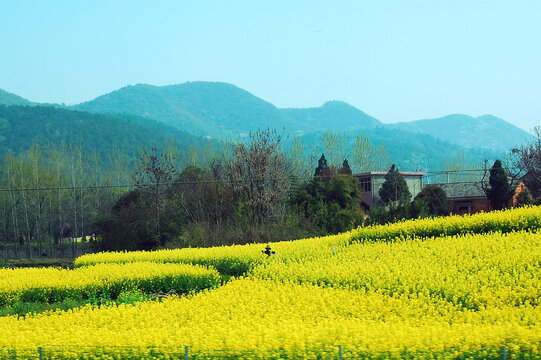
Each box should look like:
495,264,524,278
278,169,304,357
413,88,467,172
0,169,487,193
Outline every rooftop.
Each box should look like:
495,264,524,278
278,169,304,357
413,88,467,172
354,171,427,177
437,182,485,199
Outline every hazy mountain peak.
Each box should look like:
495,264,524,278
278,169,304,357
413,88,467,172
0,88,33,106
391,113,533,152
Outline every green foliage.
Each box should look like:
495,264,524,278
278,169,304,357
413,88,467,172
378,164,411,205
412,185,451,217
338,158,352,175
291,174,363,234
94,190,155,251
314,154,328,176
74,82,294,139
0,105,198,167
515,187,533,207
486,160,514,210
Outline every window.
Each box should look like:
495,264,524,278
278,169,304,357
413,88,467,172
359,177,371,192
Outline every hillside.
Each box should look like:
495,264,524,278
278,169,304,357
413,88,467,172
0,105,197,164
73,81,529,156
1,83,530,171
391,114,534,153
0,89,33,106
74,82,297,138
297,126,496,171
282,100,382,132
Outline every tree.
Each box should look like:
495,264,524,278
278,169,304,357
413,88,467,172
374,145,392,172
338,159,353,175
134,147,178,245
378,164,411,205
290,173,362,234
350,133,374,173
95,189,154,251
412,185,450,217
226,129,290,226
509,126,541,198
484,159,514,210
515,187,533,207
321,130,346,166
314,154,328,177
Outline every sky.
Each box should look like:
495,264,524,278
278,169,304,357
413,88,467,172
1,0,540,131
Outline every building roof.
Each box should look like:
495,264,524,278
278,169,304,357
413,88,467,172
437,182,486,199
354,171,427,177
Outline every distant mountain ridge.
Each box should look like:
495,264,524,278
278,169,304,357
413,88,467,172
71,81,532,152
0,89,34,106
0,105,198,164
74,82,296,138
282,100,382,132
0,82,533,170
391,114,534,153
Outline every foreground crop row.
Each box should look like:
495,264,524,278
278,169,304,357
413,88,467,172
74,206,541,276
0,262,220,306
0,279,539,359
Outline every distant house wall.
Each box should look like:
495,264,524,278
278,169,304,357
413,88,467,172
355,171,425,208
439,181,526,215
449,197,490,215
511,182,527,206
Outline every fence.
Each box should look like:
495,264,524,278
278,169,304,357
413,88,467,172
0,345,536,360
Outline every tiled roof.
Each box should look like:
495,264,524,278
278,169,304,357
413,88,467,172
354,171,427,177
436,182,486,199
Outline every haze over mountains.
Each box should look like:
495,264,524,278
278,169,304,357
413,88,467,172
0,81,534,171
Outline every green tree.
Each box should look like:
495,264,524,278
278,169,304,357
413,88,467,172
338,159,353,175
321,130,346,167
515,187,533,207
314,154,328,177
350,133,374,173
290,173,362,234
484,159,514,210
378,164,411,205
412,185,450,217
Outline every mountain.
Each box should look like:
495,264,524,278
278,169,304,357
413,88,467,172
0,105,199,165
391,114,533,153
297,126,497,172
282,101,382,132
74,82,297,138
0,89,34,106
74,82,383,137
0,83,532,171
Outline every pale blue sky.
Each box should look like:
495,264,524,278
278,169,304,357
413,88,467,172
1,0,540,131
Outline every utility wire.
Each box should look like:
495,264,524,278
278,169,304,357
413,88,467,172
0,169,487,193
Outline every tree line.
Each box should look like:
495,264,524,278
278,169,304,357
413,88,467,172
1,126,539,257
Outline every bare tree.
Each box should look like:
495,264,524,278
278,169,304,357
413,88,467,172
226,129,290,226
134,147,178,244
351,133,375,173
509,126,541,197
321,130,346,167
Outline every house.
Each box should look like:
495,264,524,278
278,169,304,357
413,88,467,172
353,171,426,209
438,182,489,214
438,180,529,215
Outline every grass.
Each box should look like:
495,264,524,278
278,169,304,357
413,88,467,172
0,258,75,269
0,288,153,318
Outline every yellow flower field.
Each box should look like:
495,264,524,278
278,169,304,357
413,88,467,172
0,262,220,306
0,279,539,359
0,206,540,359
251,231,541,309
74,206,541,274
